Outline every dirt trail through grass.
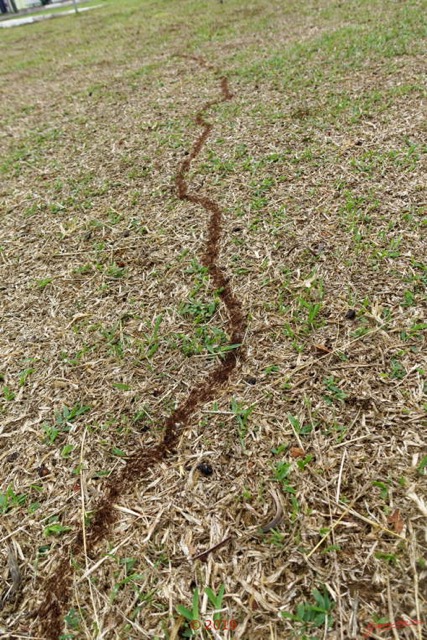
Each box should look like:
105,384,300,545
38,57,246,640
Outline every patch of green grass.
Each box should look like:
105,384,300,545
287,414,313,437
390,358,406,380
60,443,74,459
179,298,218,324
110,564,146,605
372,480,390,501
99,324,129,358
171,325,237,358
323,377,348,405
63,607,81,636
2,385,16,401
42,404,91,444
417,456,427,475
106,263,127,279
375,551,398,566
19,367,35,386
0,485,27,514
176,584,232,637
142,314,163,359
176,587,200,637
44,518,72,537
230,398,255,449
36,277,53,290
281,587,335,636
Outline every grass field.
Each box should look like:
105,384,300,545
0,0,426,638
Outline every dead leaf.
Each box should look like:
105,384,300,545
387,509,404,534
290,447,305,458
311,344,332,355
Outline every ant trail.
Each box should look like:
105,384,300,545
38,56,246,639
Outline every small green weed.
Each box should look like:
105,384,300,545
323,377,348,404
176,587,200,637
2,386,15,401
42,404,91,444
0,486,27,514
36,277,53,290
287,414,313,436
180,299,218,324
19,367,35,386
282,587,335,635
176,585,230,637
375,551,398,565
390,358,406,380
63,607,81,636
205,583,225,621
140,314,163,359
44,517,71,537
106,263,127,279
55,404,91,427
230,398,255,449
417,456,427,474
372,480,390,500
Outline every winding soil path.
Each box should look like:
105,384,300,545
38,57,246,639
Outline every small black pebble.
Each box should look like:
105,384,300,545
37,463,50,477
245,376,257,385
345,309,357,320
197,462,213,477
123,230,130,237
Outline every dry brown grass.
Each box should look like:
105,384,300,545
0,0,426,638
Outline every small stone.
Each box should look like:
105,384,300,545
197,462,213,477
345,309,356,320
